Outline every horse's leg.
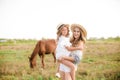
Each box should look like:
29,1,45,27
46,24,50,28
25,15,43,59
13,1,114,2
52,52,56,63
41,53,45,68
38,52,45,68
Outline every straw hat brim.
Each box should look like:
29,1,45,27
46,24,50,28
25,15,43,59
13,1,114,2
71,24,87,38
57,23,70,30
57,23,64,30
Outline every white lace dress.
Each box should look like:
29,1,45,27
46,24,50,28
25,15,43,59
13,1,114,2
56,36,71,72
56,36,71,59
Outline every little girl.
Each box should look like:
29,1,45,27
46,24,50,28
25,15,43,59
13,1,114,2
59,24,87,80
55,23,72,80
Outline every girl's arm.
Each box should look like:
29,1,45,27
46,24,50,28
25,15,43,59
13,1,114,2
65,41,84,51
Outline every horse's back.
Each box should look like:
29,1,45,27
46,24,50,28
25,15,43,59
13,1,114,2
45,39,56,53
39,39,56,53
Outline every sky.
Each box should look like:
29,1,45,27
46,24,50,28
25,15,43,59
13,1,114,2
0,0,120,40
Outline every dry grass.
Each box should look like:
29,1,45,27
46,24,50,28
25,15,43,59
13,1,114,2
0,39,120,80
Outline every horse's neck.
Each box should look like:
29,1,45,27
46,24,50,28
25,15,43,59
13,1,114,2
30,52,37,61
30,41,40,61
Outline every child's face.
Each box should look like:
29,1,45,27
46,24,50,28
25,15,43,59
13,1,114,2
73,27,80,39
61,27,68,36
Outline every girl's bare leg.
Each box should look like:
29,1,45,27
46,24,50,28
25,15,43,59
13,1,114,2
57,62,60,72
65,72,72,80
59,71,65,80
55,62,61,78
62,56,75,62
61,60,76,80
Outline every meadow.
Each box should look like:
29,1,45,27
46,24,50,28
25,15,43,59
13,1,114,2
0,37,120,80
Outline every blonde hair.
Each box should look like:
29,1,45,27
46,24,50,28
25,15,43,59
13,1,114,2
70,24,87,47
56,24,70,40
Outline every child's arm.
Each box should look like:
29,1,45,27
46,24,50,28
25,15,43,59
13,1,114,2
65,41,84,51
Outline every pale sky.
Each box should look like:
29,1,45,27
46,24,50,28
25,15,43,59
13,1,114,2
0,0,120,39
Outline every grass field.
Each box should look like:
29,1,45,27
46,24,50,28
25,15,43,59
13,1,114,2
0,38,120,80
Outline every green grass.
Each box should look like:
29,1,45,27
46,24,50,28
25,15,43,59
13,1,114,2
0,38,120,80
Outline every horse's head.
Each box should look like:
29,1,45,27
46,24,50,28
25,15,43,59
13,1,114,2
28,56,36,68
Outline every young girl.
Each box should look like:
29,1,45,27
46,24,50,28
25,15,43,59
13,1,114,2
59,24,87,80
55,23,72,80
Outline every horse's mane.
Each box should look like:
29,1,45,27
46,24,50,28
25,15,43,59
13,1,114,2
29,41,40,61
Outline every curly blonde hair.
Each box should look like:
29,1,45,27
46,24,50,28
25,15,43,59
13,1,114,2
56,24,70,40
70,24,87,47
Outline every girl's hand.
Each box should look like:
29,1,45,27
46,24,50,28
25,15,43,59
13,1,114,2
58,57,62,62
65,46,70,51
58,56,64,62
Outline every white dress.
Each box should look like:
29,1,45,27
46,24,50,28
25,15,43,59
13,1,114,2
56,36,71,72
56,36,71,59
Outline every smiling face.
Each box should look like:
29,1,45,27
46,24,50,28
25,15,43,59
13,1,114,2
61,26,68,36
56,24,69,38
73,27,80,39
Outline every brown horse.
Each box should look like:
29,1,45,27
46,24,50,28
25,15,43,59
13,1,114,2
29,39,56,68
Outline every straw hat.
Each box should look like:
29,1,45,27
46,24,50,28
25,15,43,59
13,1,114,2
57,23,65,30
71,24,87,38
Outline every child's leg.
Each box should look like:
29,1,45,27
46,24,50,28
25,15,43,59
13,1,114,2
62,56,75,62
65,72,72,80
61,60,76,80
55,62,61,78
59,71,65,80
56,62,60,73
